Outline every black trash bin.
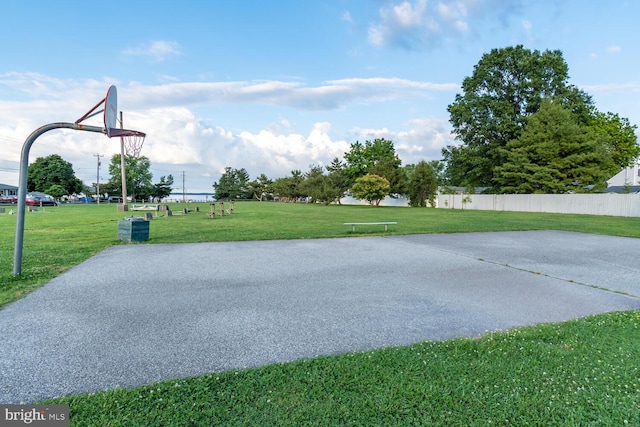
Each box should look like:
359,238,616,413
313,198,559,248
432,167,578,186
118,217,150,242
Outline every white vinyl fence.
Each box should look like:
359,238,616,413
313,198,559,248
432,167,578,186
437,193,640,217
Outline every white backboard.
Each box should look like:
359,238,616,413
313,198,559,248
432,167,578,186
104,85,118,138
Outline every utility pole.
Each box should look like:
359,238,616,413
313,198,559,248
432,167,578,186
94,153,104,204
182,171,186,202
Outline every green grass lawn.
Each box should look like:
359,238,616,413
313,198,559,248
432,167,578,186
47,311,640,426
2,202,640,425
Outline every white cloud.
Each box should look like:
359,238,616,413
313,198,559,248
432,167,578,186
368,0,432,48
606,44,622,54
123,40,183,62
0,73,458,191
392,0,428,27
580,82,640,94
367,0,523,50
115,77,458,112
438,0,471,31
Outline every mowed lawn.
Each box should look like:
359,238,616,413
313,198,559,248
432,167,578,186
1,202,639,425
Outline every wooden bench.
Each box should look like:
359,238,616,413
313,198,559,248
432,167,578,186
344,222,397,232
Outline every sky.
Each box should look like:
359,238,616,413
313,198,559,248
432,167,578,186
0,0,639,194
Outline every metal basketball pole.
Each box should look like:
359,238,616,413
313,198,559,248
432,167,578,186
13,123,105,275
119,111,128,210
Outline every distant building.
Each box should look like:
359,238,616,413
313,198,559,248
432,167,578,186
607,158,640,187
0,183,18,197
605,157,640,193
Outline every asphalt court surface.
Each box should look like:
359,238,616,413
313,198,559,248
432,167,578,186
1,230,639,403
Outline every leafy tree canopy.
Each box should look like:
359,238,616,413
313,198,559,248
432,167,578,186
494,99,609,194
444,45,595,189
213,167,251,200
325,157,350,203
300,164,345,205
350,174,391,206
27,154,84,195
151,175,174,201
588,111,639,176
406,161,439,207
344,139,402,183
273,170,305,200
45,184,67,199
246,174,273,201
106,154,153,201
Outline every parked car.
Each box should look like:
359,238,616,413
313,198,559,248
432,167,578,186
0,195,18,204
78,196,95,203
108,196,123,203
25,193,57,206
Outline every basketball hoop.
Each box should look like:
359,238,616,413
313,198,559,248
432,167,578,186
97,85,146,157
120,130,146,157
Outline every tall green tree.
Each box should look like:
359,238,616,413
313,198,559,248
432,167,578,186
213,167,251,200
151,175,174,201
588,112,639,177
406,161,439,207
246,174,273,201
106,154,153,202
272,170,305,201
343,139,402,184
300,164,344,204
27,154,83,195
325,157,350,204
370,157,407,195
351,174,390,206
444,45,594,189
494,100,609,194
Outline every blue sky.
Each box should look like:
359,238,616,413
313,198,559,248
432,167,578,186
0,0,638,193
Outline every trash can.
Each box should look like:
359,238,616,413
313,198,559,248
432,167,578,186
118,217,150,242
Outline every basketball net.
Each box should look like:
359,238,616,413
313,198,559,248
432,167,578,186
121,132,145,157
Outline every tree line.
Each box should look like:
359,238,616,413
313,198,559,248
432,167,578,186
213,138,441,207
26,154,173,202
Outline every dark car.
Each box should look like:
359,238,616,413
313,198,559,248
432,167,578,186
25,193,57,206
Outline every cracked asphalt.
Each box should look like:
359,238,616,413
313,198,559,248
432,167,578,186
1,230,639,403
